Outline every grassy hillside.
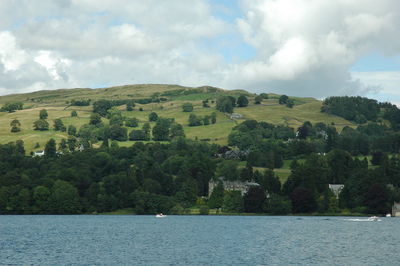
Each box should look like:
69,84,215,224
0,84,355,152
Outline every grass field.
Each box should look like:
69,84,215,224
0,84,356,152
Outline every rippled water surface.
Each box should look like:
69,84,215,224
1,215,399,265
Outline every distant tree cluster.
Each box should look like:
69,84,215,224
188,113,216,127
70,99,91,106
0,102,23,113
321,96,380,123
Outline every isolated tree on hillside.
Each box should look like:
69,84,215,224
33,119,49,131
149,112,158,122
237,95,249,107
39,109,48,119
216,96,234,113
54,119,66,131
182,103,194,112
10,119,21,132
211,112,217,124
71,110,78,117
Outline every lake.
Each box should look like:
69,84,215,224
0,215,399,265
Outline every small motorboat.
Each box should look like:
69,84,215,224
156,213,166,218
368,216,379,221
386,213,392,217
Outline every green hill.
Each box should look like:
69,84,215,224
0,84,355,152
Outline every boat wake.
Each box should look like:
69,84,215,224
344,217,381,222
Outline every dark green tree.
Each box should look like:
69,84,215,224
125,117,139,127
237,95,249,107
33,119,49,131
222,191,244,213
54,119,66,131
39,109,48,119
279,95,289,104
89,113,102,126
149,112,158,122
152,118,171,141
10,119,21,132
182,103,194,112
244,186,266,213
208,181,224,209
71,110,78,117
67,125,77,136
44,138,57,157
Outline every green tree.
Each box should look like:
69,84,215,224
290,187,317,213
53,119,66,131
216,160,239,181
1,102,23,112
170,123,185,139
216,96,234,113
149,112,158,122
222,191,244,213
33,119,49,131
211,112,217,124
279,95,289,104
10,119,21,132
152,118,171,141
203,115,210,125
244,186,266,213
109,125,128,141
125,117,139,127
67,136,77,152
208,181,224,209
89,113,102,126
182,103,194,112
263,194,291,214
237,95,249,107
48,180,80,214
142,123,151,140
44,138,57,157
33,186,50,213
286,99,294,108
39,109,48,119
59,138,67,151
129,130,147,141
71,110,78,117
67,125,77,136
188,113,202,126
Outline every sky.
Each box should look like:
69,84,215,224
1,0,400,104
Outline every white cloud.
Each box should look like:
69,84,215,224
0,0,399,101
228,0,400,97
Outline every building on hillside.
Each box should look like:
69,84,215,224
392,202,400,217
33,150,45,157
328,184,344,199
230,113,243,119
208,178,260,196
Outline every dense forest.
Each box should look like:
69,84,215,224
1,94,400,215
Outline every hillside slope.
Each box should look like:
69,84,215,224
0,84,355,152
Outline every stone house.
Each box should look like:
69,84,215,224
209,178,260,196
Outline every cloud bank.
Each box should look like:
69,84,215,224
0,0,399,100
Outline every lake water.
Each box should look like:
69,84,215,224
1,215,399,265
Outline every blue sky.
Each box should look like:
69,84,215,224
0,0,400,104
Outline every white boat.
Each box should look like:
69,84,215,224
386,213,391,217
156,213,166,218
368,216,379,221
